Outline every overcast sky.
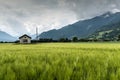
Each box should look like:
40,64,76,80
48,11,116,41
0,0,120,36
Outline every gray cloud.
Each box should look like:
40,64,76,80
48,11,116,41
0,0,120,36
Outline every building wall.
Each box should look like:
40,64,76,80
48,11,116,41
19,36,31,43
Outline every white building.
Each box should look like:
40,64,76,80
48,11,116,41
19,34,31,44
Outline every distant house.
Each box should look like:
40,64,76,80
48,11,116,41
19,34,31,44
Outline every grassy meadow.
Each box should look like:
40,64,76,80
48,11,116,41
0,43,120,80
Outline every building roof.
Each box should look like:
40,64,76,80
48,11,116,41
19,34,31,39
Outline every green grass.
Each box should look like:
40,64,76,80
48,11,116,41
0,43,120,80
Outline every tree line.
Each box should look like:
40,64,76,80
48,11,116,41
32,36,120,43
1,36,120,43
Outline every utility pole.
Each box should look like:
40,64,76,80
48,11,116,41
36,27,39,40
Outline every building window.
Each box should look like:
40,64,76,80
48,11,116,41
23,39,28,43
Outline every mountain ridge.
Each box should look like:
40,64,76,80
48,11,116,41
0,31,16,41
1,11,120,41
39,12,120,40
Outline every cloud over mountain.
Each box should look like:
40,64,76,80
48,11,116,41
0,0,120,36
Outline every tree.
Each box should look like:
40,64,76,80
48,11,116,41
59,38,71,42
59,38,66,42
118,35,120,41
72,37,78,42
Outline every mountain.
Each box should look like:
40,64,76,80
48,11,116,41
39,12,120,40
0,31,16,42
31,34,36,39
88,21,120,41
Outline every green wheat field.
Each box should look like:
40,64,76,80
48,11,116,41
1,43,120,80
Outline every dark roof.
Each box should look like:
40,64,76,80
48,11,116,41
19,34,31,39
